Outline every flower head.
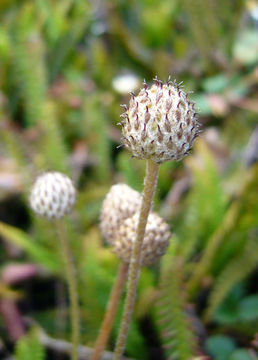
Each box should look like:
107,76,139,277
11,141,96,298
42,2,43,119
120,77,199,163
100,184,141,245
29,172,76,219
100,183,171,266
114,212,171,266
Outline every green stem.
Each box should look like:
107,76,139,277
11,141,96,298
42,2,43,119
114,159,160,359
56,220,80,360
91,262,129,360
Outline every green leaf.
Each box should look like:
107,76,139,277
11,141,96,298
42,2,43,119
205,335,236,360
202,75,230,93
204,236,258,321
214,284,245,325
155,259,197,360
0,221,60,272
239,295,258,321
229,349,254,360
177,139,227,262
15,328,45,360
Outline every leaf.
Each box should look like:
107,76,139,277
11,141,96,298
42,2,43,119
213,284,245,325
205,335,236,360
0,221,60,272
155,258,197,360
229,349,254,360
177,139,227,262
204,236,258,321
11,4,47,126
15,328,45,360
82,93,111,182
188,163,258,297
202,74,230,93
239,295,258,321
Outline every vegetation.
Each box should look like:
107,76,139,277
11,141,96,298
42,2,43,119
0,1,257,359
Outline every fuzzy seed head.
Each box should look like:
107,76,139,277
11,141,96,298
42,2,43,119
120,77,199,163
114,212,171,266
100,184,141,245
29,172,76,219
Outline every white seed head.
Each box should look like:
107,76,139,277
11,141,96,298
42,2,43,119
29,172,76,219
114,212,171,266
100,184,141,245
120,77,200,163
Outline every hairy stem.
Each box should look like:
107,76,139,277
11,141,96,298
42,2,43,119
56,220,80,360
114,159,160,359
91,262,129,360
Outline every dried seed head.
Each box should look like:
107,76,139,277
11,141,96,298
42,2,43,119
29,172,76,220
100,184,141,245
114,212,171,266
120,77,199,163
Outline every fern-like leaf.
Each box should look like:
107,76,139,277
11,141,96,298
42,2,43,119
15,328,45,360
155,258,197,360
83,93,111,182
11,4,47,127
37,101,68,173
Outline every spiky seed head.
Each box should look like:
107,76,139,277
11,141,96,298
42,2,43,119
100,184,141,245
120,77,199,164
113,212,171,266
29,172,76,219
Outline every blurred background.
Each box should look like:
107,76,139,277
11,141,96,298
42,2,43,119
0,1,257,359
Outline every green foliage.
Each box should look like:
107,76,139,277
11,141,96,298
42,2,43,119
239,295,258,322
83,93,111,182
188,164,258,297
37,101,68,173
15,328,45,360
0,221,61,272
181,0,244,65
176,140,227,262
0,125,31,189
204,236,258,321
47,0,91,81
205,335,236,360
0,0,257,358
10,4,47,126
229,349,254,360
155,257,197,360
116,151,145,192
78,228,151,358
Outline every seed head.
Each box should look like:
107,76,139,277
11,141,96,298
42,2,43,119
100,184,141,245
29,172,76,219
113,212,171,266
120,77,199,163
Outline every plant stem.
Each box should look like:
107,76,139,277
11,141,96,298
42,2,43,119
56,220,80,360
114,159,160,359
91,262,129,360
